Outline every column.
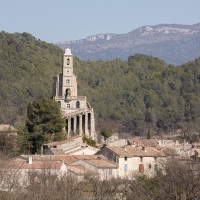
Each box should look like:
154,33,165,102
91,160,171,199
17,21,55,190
90,111,95,140
74,116,77,134
68,117,71,137
79,115,83,136
85,112,89,135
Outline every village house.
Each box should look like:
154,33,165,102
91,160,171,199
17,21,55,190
43,136,99,155
69,155,118,180
0,155,67,191
0,154,116,188
96,145,166,178
10,155,67,176
159,139,194,157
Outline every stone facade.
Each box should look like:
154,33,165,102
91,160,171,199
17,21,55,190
52,48,96,139
96,146,166,178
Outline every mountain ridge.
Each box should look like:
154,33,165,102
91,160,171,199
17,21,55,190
56,23,200,65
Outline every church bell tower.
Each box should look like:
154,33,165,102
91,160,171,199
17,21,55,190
52,48,96,140
62,48,77,97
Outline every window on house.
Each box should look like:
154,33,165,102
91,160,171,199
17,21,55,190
108,169,112,175
124,157,128,161
154,157,157,161
67,104,70,108
139,164,144,173
149,164,152,169
67,58,70,65
124,164,128,173
140,157,143,162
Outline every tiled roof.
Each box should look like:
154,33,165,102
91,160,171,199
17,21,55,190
128,139,146,147
107,146,166,157
13,154,114,171
50,148,65,155
0,124,17,132
84,159,118,169
9,160,63,170
68,165,96,175
73,155,107,160
59,155,79,164
128,139,161,149
65,146,99,155
18,155,108,165
19,155,61,161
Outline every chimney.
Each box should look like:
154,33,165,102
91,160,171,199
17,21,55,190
142,147,147,152
28,156,33,164
124,145,127,151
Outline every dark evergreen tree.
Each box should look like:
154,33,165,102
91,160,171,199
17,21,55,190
26,98,65,154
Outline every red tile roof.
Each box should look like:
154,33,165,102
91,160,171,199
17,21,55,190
9,160,64,170
19,155,61,161
13,154,113,170
106,146,166,157
19,155,78,164
68,165,96,175
128,139,146,147
59,155,79,164
50,148,65,155
73,155,107,160
128,139,161,149
84,159,118,169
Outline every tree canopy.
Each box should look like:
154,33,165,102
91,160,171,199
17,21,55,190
26,98,65,153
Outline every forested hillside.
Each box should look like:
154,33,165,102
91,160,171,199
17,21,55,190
75,55,200,134
1,31,200,135
0,31,63,123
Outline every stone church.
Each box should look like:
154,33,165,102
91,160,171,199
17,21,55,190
52,48,96,139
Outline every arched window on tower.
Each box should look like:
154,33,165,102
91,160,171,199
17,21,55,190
67,58,70,65
76,101,80,108
66,89,71,96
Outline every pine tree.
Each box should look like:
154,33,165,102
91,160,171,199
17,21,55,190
26,98,65,154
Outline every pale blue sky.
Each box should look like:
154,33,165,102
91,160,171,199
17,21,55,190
1,0,200,43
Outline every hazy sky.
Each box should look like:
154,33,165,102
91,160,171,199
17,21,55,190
1,0,200,43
